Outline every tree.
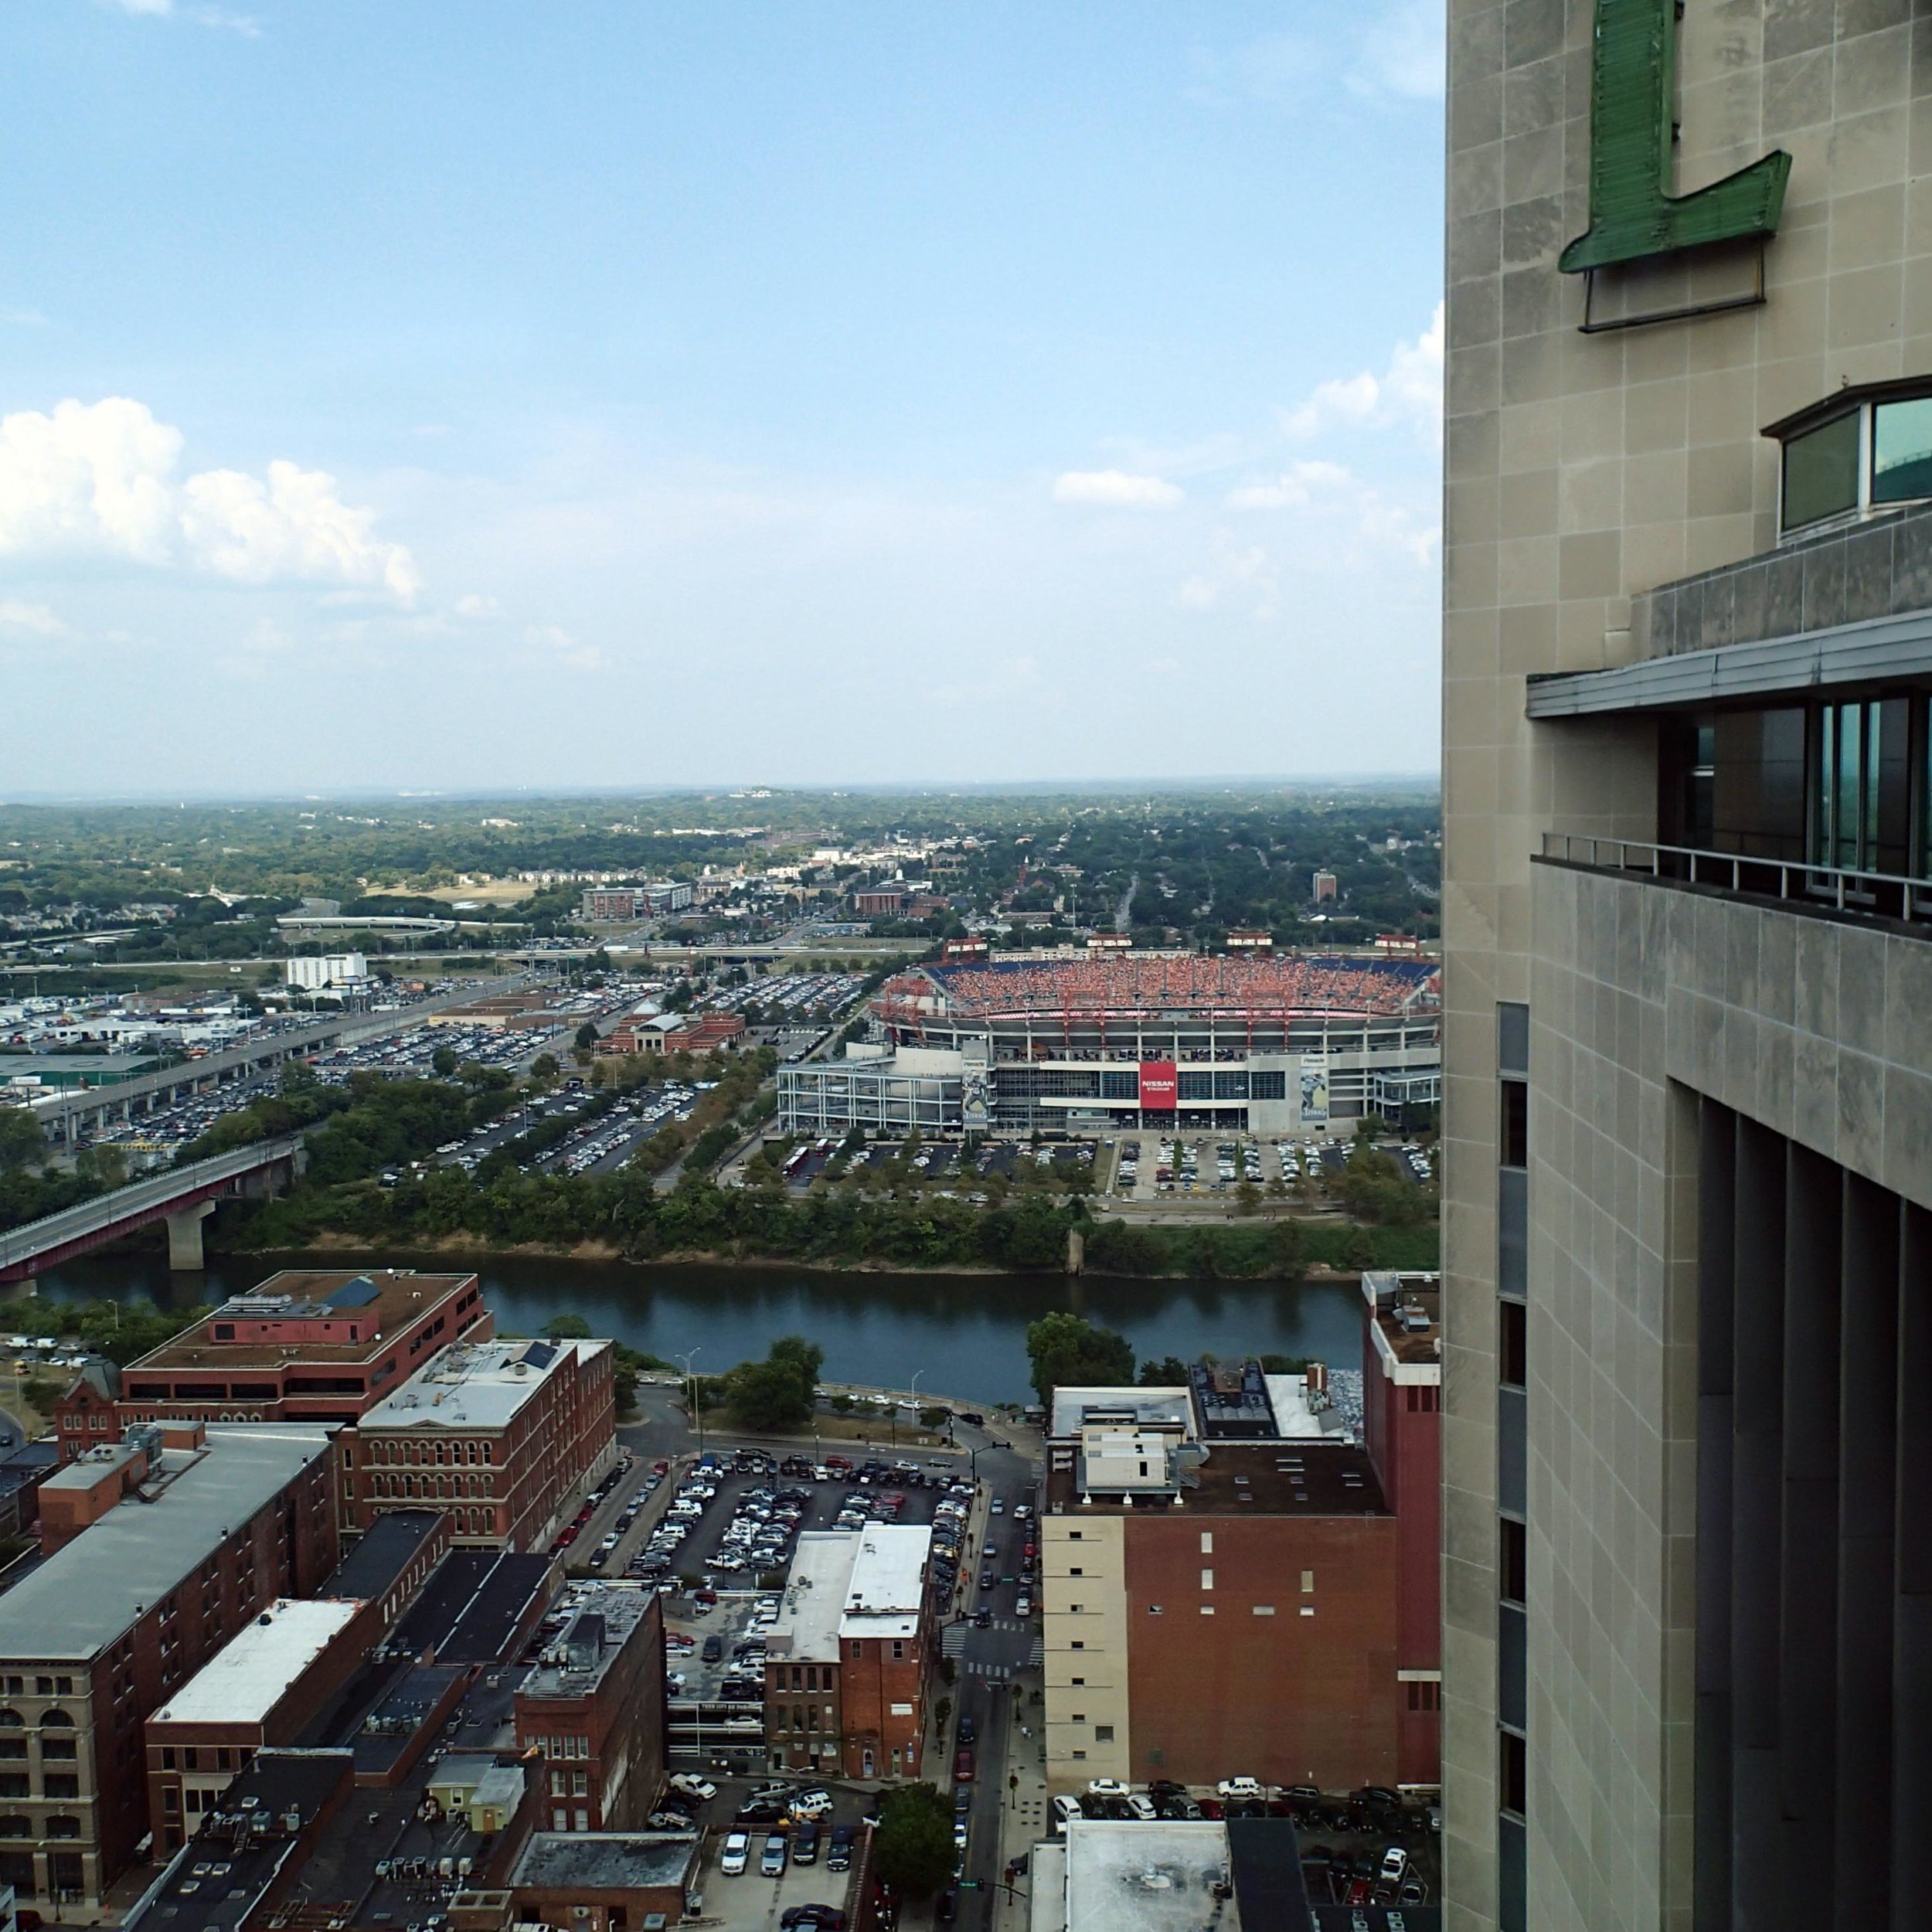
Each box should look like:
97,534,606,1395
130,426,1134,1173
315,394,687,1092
919,1406,947,1431
872,1784,955,1898
575,1022,598,1051
541,1312,592,1338
1267,1217,1307,1281
1344,1227,1377,1270
431,1045,459,1078
1138,1355,1190,1386
530,1052,561,1085
1024,1311,1134,1404
723,1335,823,1430
0,1109,46,1173
1233,1179,1260,1216
75,1145,128,1192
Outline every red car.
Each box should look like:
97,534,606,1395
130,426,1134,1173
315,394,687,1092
1196,1798,1224,1819
954,1747,975,1784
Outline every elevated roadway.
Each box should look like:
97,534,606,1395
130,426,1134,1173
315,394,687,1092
0,1133,308,1283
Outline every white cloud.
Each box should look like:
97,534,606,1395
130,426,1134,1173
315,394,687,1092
182,461,420,599
931,654,1045,706
526,622,603,673
1179,536,1281,617
1225,458,1437,566
0,599,67,637
0,397,418,600
1281,303,1443,444
103,0,261,32
454,594,502,620
1352,0,1445,100
0,309,48,329
1052,470,1185,509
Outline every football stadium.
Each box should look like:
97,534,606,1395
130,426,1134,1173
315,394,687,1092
777,952,1440,1138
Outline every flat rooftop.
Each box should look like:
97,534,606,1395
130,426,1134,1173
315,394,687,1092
520,1582,658,1699
841,1525,932,1641
767,1533,859,1664
359,1337,606,1432
512,1833,699,1893
0,1427,335,1662
130,1269,477,1369
1049,1388,1193,1440
1363,1270,1444,1370
1063,1819,1241,1932
153,1599,362,1727
1045,1439,1388,1517
319,1508,446,1598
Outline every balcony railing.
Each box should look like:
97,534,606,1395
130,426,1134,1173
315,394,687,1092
1539,832,1932,929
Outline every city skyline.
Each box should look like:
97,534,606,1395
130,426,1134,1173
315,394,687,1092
0,2,1446,794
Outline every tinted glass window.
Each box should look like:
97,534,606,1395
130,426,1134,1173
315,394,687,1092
1782,412,1859,529
1872,397,1932,504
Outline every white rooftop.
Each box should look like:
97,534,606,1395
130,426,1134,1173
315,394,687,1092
1049,1387,1193,1441
1062,1820,1239,1932
840,1524,932,1641
359,1337,606,1431
767,1532,855,1663
1262,1374,1349,1441
152,1597,363,1726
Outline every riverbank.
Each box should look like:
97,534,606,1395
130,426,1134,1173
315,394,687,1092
205,1168,1436,1281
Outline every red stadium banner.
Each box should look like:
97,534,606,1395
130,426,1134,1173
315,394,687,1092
1138,1060,1178,1109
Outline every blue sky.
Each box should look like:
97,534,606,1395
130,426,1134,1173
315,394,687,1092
0,2,1444,796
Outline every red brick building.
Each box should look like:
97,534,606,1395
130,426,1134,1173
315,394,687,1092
62,1270,492,1458
0,1422,339,1906
601,1012,746,1057
1042,1361,1417,1793
515,1586,666,1833
1359,1270,1442,1785
338,1337,617,1549
764,1527,932,1781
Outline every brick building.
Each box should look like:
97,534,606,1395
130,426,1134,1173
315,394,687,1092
63,1270,491,1456
0,1423,338,1906
764,1526,933,1781
338,1337,616,1550
1359,1270,1442,1787
515,1586,666,1834
600,1012,746,1057
1040,1366,1403,1794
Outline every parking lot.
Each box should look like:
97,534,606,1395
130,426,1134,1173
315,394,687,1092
691,1794,868,1932
1111,1131,1434,1199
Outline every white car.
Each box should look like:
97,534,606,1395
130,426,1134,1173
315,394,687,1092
668,1774,717,1803
719,1832,750,1876
1216,1776,1264,1800
1051,1794,1083,1834
1086,1778,1130,1798
1124,1795,1158,1821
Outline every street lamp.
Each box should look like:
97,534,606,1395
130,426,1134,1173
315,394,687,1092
675,1348,704,1458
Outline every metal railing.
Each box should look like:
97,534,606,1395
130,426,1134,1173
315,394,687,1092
1539,832,1932,928
0,1132,307,1274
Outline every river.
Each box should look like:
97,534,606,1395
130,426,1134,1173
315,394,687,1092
23,1250,1366,1406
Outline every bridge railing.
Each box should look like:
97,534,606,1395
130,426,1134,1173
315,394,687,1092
0,1133,308,1274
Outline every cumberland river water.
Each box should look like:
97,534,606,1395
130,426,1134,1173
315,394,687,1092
23,1250,1366,1406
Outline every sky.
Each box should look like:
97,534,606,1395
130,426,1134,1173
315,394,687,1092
0,2,1445,798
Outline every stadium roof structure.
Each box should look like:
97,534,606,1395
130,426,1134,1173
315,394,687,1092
883,952,1440,1024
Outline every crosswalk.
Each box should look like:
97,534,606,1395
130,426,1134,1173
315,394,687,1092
964,1659,1017,1679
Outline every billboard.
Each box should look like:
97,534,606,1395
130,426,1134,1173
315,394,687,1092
1299,1056,1329,1128
1138,1060,1178,1111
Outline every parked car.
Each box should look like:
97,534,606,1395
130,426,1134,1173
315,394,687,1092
826,1826,856,1872
668,1774,717,1802
1086,1778,1131,1798
1379,1847,1410,1887
955,1747,976,1783
719,1832,750,1876
957,1715,976,1744
1051,1794,1083,1833
1216,1776,1264,1800
760,1834,789,1877
793,1821,821,1865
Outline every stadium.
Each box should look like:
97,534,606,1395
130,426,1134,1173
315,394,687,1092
777,952,1440,1139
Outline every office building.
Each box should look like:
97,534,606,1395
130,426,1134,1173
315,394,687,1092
0,1423,338,1906
78,1270,492,1451
579,884,692,921
764,1526,934,1781
1039,1363,1417,1793
1031,1816,1312,1932
515,1585,667,1833
284,954,369,992
339,1336,617,1549
1442,3,1932,1925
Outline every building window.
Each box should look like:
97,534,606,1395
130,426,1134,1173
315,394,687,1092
1300,1570,1315,1593
1500,1079,1527,1169
1782,410,1861,530
1253,1606,1275,1617
1502,1517,1527,1605
1070,1750,1087,1761
1199,1532,1213,1554
1146,1605,1162,1615
1500,1299,1527,1389
1070,1677,1085,1686
1199,1569,1213,1591
1500,1730,1527,1818
1094,1725,1114,1743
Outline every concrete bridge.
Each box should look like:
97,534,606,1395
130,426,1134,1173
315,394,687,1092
0,1134,307,1284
